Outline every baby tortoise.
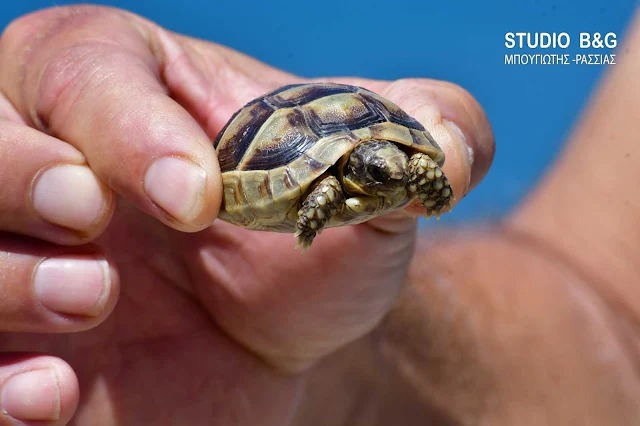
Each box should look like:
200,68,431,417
214,83,453,249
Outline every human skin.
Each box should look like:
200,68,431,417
0,5,491,425
298,15,640,426
0,4,634,426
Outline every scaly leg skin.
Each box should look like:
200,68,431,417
295,176,345,250
407,153,454,219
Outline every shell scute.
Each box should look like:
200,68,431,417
267,84,357,108
304,132,361,166
220,173,255,225
304,93,387,137
357,89,426,131
238,108,319,171
409,129,445,165
215,100,275,172
269,168,302,207
284,154,331,192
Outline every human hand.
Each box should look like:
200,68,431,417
0,5,493,425
305,13,640,426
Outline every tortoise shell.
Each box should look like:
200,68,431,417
214,83,445,231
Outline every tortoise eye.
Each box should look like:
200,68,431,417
368,165,386,182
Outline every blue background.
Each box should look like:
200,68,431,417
1,1,636,223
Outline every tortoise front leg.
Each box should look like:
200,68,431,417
295,175,345,250
407,153,454,218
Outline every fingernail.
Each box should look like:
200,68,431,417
32,164,109,231
34,257,110,316
144,157,207,224
443,119,473,195
1,369,60,421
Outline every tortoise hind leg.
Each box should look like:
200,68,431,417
295,176,345,250
407,153,454,219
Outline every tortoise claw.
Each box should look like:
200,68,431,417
294,231,315,252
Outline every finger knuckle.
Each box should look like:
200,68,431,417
3,5,108,48
0,5,141,130
5,7,148,133
30,43,115,131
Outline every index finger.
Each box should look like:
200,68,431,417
0,6,221,232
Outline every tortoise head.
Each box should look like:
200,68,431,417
341,140,409,197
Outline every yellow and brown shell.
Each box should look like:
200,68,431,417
214,83,445,231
